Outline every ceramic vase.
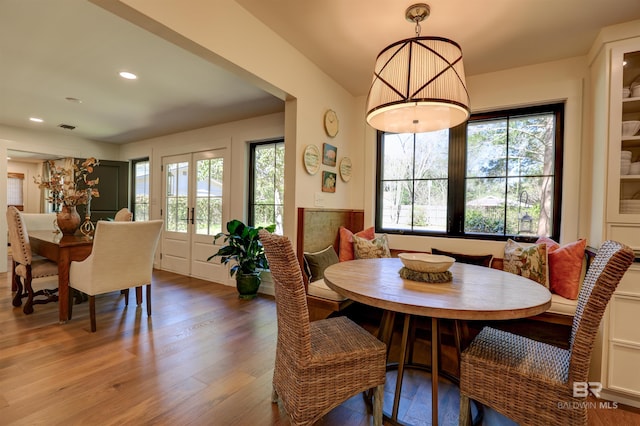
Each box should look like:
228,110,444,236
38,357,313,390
57,205,81,235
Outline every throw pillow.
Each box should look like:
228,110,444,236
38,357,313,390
503,239,549,287
536,237,587,300
339,226,375,262
303,245,339,282
431,248,493,268
353,234,391,259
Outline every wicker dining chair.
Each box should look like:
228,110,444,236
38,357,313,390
259,230,386,426
459,240,635,426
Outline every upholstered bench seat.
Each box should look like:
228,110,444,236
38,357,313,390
308,279,348,302
547,293,578,316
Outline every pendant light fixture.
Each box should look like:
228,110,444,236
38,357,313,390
366,3,470,133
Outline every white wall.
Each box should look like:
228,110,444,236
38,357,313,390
110,0,364,240
119,112,285,224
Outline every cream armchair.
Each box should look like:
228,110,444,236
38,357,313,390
114,208,133,221
68,220,163,332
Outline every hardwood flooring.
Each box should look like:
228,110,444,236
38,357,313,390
2,265,640,425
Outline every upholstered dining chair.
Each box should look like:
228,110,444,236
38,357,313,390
459,240,635,426
9,211,57,292
6,206,59,314
68,220,162,332
258,229,386,426
114,207,133,221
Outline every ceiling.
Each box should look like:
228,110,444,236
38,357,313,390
3,0,640,151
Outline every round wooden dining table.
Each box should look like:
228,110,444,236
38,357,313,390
323,257,552,426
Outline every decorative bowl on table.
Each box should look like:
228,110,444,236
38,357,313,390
398,253,456,273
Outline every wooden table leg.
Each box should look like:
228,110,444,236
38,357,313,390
392,313,412,421
57,248,70,323
432,317,439,426
377,310,395,350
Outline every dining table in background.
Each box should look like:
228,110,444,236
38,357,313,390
323,257,552,426
28,230,93,323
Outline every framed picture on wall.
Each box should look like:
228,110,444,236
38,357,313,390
322,143,337,167
321,171,337,193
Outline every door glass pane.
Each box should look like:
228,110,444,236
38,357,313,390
195,157,223,235
165,161,189,232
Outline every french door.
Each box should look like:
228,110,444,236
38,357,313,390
161,149,229,283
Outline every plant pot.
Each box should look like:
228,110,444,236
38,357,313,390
57,205,81,235
235,272,261,300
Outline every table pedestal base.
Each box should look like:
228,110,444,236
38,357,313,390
378,311,482,426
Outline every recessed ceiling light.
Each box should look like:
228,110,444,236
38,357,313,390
119,71,138,80
29,117,43,123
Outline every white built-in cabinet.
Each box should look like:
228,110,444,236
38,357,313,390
608,43,640,222
592,36,640,406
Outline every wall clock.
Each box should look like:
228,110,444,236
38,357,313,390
303,144,321,175
324,109,339,138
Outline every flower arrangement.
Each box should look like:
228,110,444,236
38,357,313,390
35,158,100,207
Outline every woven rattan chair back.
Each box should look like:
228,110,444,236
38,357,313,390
259,230,312,360
459,240,635,426
568,240,635,384
260,229,386,426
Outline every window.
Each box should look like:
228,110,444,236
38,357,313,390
131,158,149,221
249,140,284,234
376,103,564,241
7,172,24,211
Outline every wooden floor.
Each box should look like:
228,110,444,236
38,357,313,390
2,265,640,425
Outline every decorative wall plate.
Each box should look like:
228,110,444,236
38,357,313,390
303,144,320,175
339,157,352,182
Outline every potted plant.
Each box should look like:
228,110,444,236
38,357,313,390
208,219,276,299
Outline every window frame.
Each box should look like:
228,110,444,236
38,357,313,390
375,103,564,242
130,157,150,221
248,139,285,229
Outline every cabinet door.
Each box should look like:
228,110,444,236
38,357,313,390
606,266,640,396
607,39,640,222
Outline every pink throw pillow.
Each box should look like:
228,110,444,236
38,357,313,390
339,226,375,262
536,237,586,300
